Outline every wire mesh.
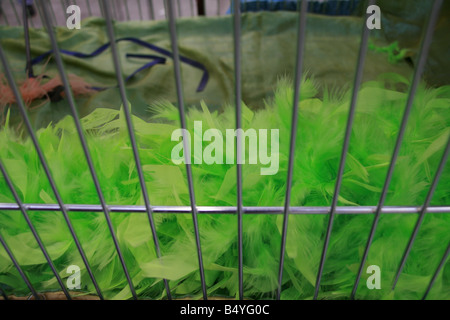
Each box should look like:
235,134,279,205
0,0,448,300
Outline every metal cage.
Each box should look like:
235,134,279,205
0,0,448,300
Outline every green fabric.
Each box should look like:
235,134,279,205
1,11,418,130
0,75,449,300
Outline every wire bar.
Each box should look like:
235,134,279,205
0,232,40,300
38,1,138,300
422,243,450,300
0,44,104,299
392,135,450,290
166,0,207,300
350,0,444,300
0,159,71,299
0,1,10,25
49,0,58,27
36,0,46,27
22,0,33,78
177,0,182,17
137,0,143,20
123,0,131,20
314,0,375,300
8,0,21,25
149,0,155,20
1,204,449,215
232,0,244,301
277,0,308,301
190,0,195,16
86,0,93,16
99,0,172,300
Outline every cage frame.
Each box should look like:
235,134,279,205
0,0,449,300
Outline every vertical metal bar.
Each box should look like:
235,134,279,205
99,0,172,300
232,0,244,301
49,0,58,26
0,1,10,25
190,0,195,17
22,0,33,78
0,160,71,299
422,243,450,300
86,0,93,16
36,0,46,27
38,1,138,300
277,0,308,301
0,44,105,300
148,0,155,20
177,0,182,17
313,0,375,300
0,232,40,300
217,0,221,16
9,0,21,25
351,0,444,300
112,0,121,20
166,0,207,300
123,0,131,20
392,136,450,290
137,0,143,20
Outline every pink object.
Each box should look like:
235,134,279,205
0,72,96,111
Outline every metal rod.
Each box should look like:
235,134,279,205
148,0,155,20
0,159,71,299
49,0,58,26
137,0,143,20
22,0,33,78
86,0,93,16
0,1,10,25
277,0,308,301
177,0,182,17
0,203,449,215
112,0,121,21
232,0,244,300
350,0,444,300
123,0,131,20
166,0,207,300
314,0,375,300
422,243,450,300
36,0,46,27
0,43,104,299
9,0,21,25
190,0,195,16
38,1,137,300
392,135,450,290
0,232,40,300
99,0,172,299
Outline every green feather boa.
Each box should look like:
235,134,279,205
0,74,449,300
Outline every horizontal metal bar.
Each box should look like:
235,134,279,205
0,204,449,215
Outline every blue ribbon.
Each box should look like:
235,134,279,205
30,37,209,92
